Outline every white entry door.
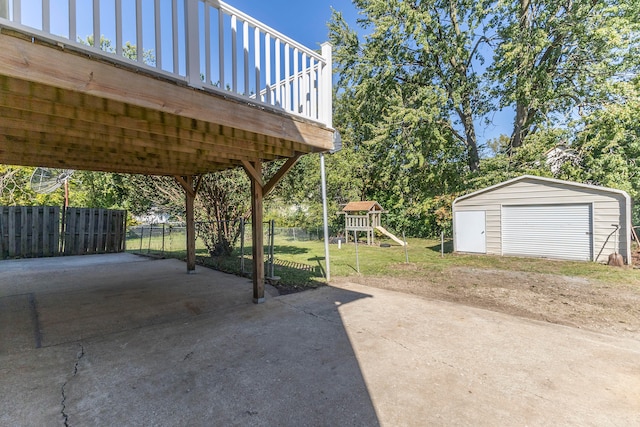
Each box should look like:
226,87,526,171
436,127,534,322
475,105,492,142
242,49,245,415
455,211,486,253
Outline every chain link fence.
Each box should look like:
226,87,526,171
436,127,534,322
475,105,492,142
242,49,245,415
126,220,326,286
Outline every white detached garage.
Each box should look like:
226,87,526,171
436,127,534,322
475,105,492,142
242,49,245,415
452,175,632,264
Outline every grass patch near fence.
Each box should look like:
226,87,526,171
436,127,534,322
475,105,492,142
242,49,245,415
127,231,640,290
254,236,640,288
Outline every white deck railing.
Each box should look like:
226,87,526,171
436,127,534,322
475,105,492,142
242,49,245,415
0,0,332,127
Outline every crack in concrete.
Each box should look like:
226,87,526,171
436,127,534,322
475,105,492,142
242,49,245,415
61,343,85,427
275,299,341,325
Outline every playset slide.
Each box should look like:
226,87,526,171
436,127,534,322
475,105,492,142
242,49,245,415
375,226,407,246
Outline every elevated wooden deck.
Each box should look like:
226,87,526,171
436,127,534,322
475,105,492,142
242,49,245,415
0,0,334,302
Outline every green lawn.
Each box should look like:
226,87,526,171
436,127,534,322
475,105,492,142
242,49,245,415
127,231,640,289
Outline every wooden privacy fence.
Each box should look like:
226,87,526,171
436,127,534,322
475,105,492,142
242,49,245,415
0,206,127,259
0,206,60,258
62,208,127,255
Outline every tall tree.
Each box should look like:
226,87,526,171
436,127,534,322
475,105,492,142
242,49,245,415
329,0,494,173
492,0,640,151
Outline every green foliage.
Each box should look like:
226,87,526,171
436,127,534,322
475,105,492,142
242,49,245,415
329,0,492,172
322,0,640,237
80,35,156,65
490,0,640,149
124,171,249,256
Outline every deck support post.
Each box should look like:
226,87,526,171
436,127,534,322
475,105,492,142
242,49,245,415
242,156,302,303
175,175,198,273
243,159,265,303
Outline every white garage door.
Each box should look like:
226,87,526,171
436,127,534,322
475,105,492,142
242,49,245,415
455,211,486,253
502,204,592,261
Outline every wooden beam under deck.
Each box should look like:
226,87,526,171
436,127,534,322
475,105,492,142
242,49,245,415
0,30,334,176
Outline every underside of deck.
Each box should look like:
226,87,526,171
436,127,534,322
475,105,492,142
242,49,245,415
0,29,334,176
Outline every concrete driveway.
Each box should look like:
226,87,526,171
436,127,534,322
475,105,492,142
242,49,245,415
1,254,639,426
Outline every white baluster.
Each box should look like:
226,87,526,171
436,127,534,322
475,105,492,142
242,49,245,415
275,38,281,107
136,0,142,61
154,0,162,69
69,0,76,42
310,58,317,120
284,42,290,110
293,47,299,114
254,26,261,100
93,0,100,48
172,0,178,74
12,0,21,23
243,20,249,96
42,0,49,32
204,4,211,84
218,8,224,88
265,33,271,104
231,14,237,92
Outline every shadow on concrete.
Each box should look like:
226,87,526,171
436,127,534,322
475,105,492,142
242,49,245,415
0,253,380,426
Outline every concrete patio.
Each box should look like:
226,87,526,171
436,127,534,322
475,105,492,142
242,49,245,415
1,254,639,426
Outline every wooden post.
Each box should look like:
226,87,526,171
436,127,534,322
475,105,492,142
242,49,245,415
185,175,196,273
248,160,265,303
175,175,198,273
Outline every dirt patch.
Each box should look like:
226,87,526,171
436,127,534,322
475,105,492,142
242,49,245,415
335,266,640,340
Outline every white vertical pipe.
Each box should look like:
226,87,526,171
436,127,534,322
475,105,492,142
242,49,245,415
321,42,333,127
218,8,224,88
231,14,237,92
204,4,210,84
184,0,201,88
42,0,50,32
115,0,122,56
136,0,143,62
171,0,178,74
320,153,331,282
69,0,76,41
92,0,100,48
154,0,162,68
254,27,260,99
243,21,249,95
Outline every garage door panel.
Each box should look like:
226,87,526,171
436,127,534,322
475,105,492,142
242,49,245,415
502,204,592,261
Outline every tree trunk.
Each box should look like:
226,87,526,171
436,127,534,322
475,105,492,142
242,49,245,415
510,0,533,154
510,103,528,152
459,99,480,172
